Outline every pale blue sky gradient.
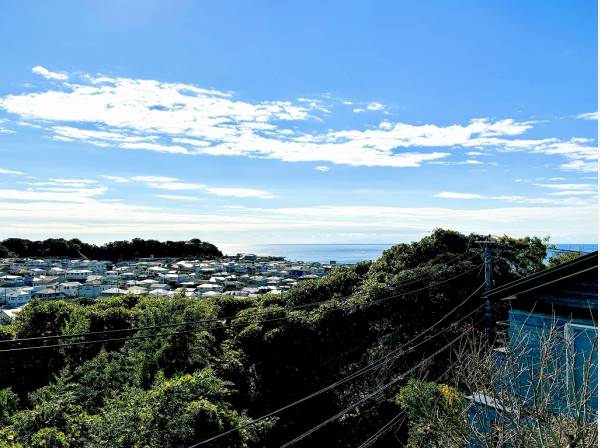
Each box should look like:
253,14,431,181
0,0,597,244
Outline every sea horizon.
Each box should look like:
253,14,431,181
218,242,598,264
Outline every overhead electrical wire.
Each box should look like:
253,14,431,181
545,247,592,254
355,412,404,448
0,250,480,346
354,319,484,448
278,329,472,448
186,282,484,447
0,263,483,353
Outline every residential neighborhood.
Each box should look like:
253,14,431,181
0,254,336,324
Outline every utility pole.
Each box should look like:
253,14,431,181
476,238,495,344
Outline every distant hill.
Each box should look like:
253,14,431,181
0,237,222,261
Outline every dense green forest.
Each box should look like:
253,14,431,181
0,238,222,261
0,230,548,447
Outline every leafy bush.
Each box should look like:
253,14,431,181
396,380,465,448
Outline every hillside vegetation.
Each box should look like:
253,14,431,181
0,230,547,447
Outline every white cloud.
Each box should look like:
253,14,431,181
549,190,596,196
465,151,488,156
50,178,97,184
430,159,485,166
315,166,331,172
435,189,596,206
366,102,385,111
126,175,276,199
0,186,107,202
21,178,99,189
0,168,24,175
148,182,206,191
130,176,179,183
172,137,211,147
156,194,202,201
31,66,68,81
533,183,595,190
466,136,597,173
489,195,594,206
576,112,598,120
102,175,130,183
0,68,596,171
435,192,484,199
560,159,597,173
204,187,276,199
120,142,190,154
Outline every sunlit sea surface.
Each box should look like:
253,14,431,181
217,243,597,264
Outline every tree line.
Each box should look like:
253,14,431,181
0,238,222,261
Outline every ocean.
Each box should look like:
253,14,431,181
218,243,598,264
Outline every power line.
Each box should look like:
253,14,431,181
0,314,295,353
185,282,484,447
546,247,592,254
0,269,482,354
355,412,404,448
278,329,472,448
481,235,593,255
0,252,479,346
355,320,482,448
1,263,482,352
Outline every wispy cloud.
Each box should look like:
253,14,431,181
104,174,276,199
130,176,179,183
147,182,206,191
548,190,596,196
0,183,107,203
533,182,595,190
435,189,596,206
435,192,484,199
156,194,202,201
560,159,597,172
0,167,24,175
204,187,276,199
0,68,596,172
315,166,331,172
101,175,130,183
31,65,68,81
576,112,598,120
366,102,385,111
430,159,485,166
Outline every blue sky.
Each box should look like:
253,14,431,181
0,0,597,245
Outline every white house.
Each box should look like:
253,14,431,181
100,288,128,297
59,281,81,297
79,283,111,298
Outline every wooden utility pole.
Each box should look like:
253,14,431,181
476,239,495,343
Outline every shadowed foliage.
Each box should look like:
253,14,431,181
0,230,549,447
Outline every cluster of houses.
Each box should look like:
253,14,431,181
0,254,336,324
